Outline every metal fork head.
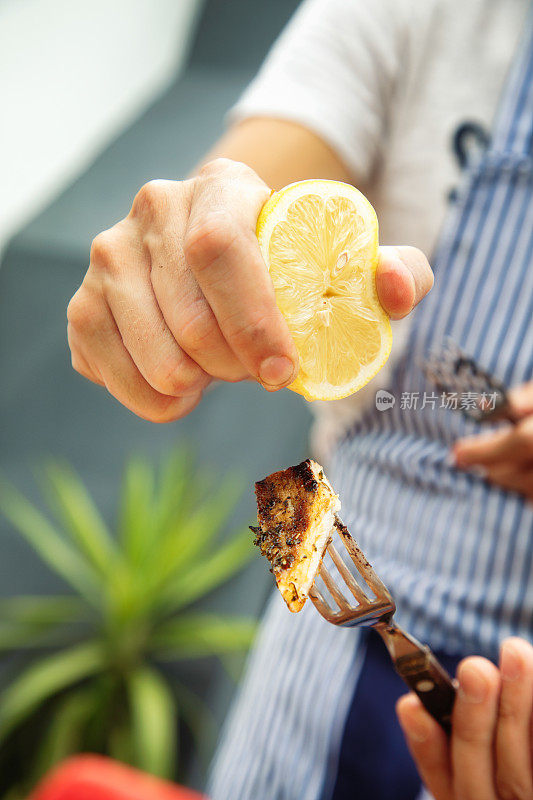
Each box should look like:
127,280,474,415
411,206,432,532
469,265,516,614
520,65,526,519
309,518,395,628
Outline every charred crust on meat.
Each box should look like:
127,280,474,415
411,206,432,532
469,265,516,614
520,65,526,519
291,459,319,493
251,459,340,613
251,460,324,575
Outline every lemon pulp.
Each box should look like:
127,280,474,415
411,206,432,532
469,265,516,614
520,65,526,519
257,180,392,401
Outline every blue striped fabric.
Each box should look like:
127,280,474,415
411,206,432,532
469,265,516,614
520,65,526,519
208,14,533,800
331,10,533,663
209,593,365,799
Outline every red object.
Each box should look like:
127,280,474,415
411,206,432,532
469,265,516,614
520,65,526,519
30,755,206,800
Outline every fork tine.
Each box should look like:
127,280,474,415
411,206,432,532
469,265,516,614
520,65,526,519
318,563,350,608
335,522,394,602
308,585,334,617
327,542,368,604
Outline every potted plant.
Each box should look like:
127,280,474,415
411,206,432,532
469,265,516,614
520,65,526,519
0,448,256,797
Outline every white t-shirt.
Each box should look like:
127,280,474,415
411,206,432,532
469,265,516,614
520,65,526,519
229,0,529,458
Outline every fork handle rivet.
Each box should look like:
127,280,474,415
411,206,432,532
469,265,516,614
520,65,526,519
416,679,435,692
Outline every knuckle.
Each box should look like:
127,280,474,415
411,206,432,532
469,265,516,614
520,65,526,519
184,213,237,270
143,395,191,424
524,417,533,437
67,290,94,331
455,720,491,746
515,425,533,449
179,301,221,351
523,426,533,447
226,309,279,350
148,356,205,397
456,729,486,746
199,157,235,178
496,774,531,800
142,406,174,425
70,354,99,384
90,229,118,267
199,157,260,185
131,180,170,221
497,695,519,722
67,287,109,338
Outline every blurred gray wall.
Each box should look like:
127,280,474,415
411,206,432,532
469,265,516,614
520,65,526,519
0,0,203,254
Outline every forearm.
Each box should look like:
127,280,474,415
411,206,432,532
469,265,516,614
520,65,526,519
194,118,353,188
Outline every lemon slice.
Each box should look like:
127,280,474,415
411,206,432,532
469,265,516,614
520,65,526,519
257,179,392,401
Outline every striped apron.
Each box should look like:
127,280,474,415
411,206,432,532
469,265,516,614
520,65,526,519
208,15,533,800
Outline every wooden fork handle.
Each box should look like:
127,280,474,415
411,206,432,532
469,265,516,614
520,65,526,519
377,624,457,735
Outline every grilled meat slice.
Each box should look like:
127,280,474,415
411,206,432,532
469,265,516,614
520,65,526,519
251,459,340,612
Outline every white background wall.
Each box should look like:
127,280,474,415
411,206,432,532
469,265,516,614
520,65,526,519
0,0,202,254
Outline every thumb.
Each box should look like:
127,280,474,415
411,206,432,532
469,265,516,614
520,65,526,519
376,246,433,319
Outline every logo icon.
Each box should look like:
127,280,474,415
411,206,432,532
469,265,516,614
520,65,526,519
375,389,395,411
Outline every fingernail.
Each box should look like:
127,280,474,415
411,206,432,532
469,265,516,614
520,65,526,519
458,663,488,703
501,644,522,682
259,356,296,389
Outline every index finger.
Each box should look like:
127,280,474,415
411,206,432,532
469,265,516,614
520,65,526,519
184,159,298,390
396,693,453,800
454,421,533,468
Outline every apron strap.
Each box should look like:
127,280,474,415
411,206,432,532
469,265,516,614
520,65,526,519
491,7,533,156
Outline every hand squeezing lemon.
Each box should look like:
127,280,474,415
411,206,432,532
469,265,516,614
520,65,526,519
257,180,392,402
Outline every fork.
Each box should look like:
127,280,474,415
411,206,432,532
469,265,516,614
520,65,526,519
309,518,457,734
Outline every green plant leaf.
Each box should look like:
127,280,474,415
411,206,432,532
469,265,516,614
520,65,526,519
0,595,90,648
84,672,123,754
0,447,255,787
102,562,146,630
119,456,155,565
32,686,95,783
0,595,92,652
153,447,195,535
108,720,135,766
0,595,89,625
0,595,93,652
128,666,177,779
150,476,244,595
0,641,104,743
0,482,101,605
43,462,117,575
151,613,256,659
160,527,256,613
0,624,82,651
